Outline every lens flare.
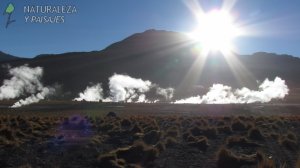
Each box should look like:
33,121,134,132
188,10,243,55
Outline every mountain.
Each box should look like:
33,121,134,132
1,29,300,102
0,51,20,62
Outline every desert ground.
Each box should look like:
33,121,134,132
0,101,300,168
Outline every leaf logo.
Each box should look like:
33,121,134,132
3,3,16,28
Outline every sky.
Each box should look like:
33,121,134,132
1,0,300,58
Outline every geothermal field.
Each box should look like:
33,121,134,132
0,54,299,168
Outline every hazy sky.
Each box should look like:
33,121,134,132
1,0,300,57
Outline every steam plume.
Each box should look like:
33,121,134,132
175,77,289,104
0,65,43,100
0,64,55,107
73,83,103,102
156,87,174,101
11,87,55,108
108,74,152,102
74,74,175,103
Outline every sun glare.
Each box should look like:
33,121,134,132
189,10,242,54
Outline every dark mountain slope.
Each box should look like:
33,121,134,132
0,51,20,62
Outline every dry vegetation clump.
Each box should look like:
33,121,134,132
93,117,104,126
188,126,218,139
97,141,159,167
274,119,285,128
217,125,233,135
223,116,232,122
164,137,179,148
216,147,256,168
131,124,143,134
270,123,279,130
187,136,209,151
164,127,180,138
107,127,124,137
154,141,166,152
99,122,116,132
248,127,265,141
106,111,117,118
231,119,250,132
279,135,298,151
97,153,120,167
143,124,159,133
97,153,129,168
120,118,132,129
190,126,203,136
226,135,260,148
202,127,218,138
0,126,14,141
237,116,248,121
181,118,193,128
143,130,161,145
216,120,226,126
0,126,21,146
115,141,159,165
90,135,104,145
18,164,33,168
286,131,297,141
255,116,266,122
268,132,280,141
297,156,300,168
184,133,198,142
256,152,277,168
132,132,144,141
0,115,56,147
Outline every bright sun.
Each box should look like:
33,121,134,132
189,10,242,54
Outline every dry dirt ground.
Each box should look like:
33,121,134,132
0,102,300,168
